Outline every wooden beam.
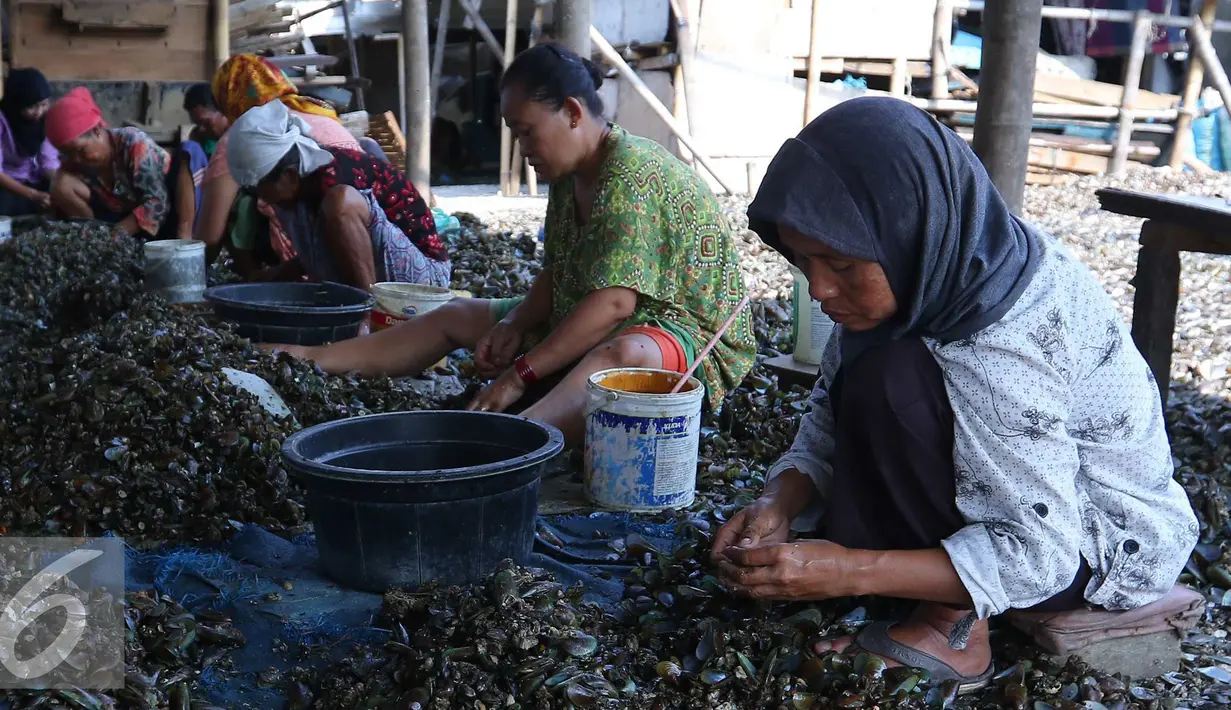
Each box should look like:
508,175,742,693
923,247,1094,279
404,0,431,200
213,0,229,65
1033,74,1178,111
932,0,951,98
909,96,1178,120
430,0,451,116
1131,220,1181,408
1186,18,1231,132
1026,144,1109,174
1111,12,1151,176
262,53,338,69
590,25,737,194
500,0,518,196
1170,1,1216,168
803,0,823,126
458,0,507,68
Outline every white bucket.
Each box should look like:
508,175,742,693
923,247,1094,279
789,264,836,366
369,282,454,332
0,217,12,244
144,239,206,303
583,368,704,512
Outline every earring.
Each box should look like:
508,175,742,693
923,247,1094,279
571,120,577,128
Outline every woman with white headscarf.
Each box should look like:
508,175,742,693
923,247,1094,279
225,100,451,288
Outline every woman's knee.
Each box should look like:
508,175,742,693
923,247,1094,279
584,333,662,370
50,172,91,216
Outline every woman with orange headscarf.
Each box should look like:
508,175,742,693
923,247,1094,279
46,87,206,240
195,54,360,280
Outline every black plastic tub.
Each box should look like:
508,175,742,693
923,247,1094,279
282,411,565,591
203,282,374,345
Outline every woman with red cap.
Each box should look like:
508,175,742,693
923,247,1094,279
46,87,204,239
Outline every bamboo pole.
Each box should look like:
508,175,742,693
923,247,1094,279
403,0,432,200
430,0,452,116
673,64,694,166
1110,12,1151,176
458,0,508,68
908,96,1178,120
590,26,737,194
1170,1,1218,169
931,0,951,99
500,0,519,196
667,0,699,140
954,0,1231,32
1186,18,1231,128
803,0,824,126
525,1,545,196
890,56,908,96
213,0,230,66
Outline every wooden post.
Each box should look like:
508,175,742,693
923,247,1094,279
667,0,699,140
403,0,432,200
526,2,545,195
559,0,591,58
1111,12,1151,176
431,0,452,116
890,56,909,95
500,0,519,196
340,0,364,109
458,0,508,67
510,138,523,194
591,25,736,194
931,0,951,99
213,0,230,67
397,33,407,135
673,64,694,165
1186,18,1231,125
971,0,1045,215
803,0,824,126
1170,1,1218,169
1130,221,1180,409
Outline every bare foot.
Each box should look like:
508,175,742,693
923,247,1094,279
814,603,992,678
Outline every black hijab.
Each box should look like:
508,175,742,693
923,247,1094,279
1,68,52,158
747,97,1043,367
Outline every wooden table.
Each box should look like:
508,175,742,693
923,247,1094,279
1096,188,1231,407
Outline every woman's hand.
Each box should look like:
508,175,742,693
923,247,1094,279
467,368,526,413
29,190,52,211
475,321,524,379
711,496,794,563
718,540,857,601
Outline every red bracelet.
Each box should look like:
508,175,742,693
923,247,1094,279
514,355,538,386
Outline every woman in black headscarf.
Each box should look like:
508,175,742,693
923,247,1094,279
0,68,59,215
710,98,1198,692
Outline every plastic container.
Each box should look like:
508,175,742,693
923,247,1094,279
369,282,454,332
583,368,704,512
203,282,374,346
144,239,207,304
789,264,836,366
0,217,12,244
282,410,564,591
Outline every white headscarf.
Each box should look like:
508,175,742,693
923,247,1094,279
226,100,335,186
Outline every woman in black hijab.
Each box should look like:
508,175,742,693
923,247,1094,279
0,68,59,215
710,98,1197,692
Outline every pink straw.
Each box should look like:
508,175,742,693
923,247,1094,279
669,295,752,394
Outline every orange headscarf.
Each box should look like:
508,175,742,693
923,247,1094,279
211,54,339,124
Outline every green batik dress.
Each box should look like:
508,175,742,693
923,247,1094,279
539,125,756,409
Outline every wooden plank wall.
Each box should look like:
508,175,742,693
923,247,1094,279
11,0,214,82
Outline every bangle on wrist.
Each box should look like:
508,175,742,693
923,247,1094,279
514,354,538,386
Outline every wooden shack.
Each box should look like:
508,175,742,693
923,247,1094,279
9,0,221,81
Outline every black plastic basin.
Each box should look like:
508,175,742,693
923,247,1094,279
203,282,374,346
282,411,564,591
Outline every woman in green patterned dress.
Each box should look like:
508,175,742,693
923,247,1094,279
271,44,756,442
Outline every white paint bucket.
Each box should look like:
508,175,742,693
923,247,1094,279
789,264,836,366
583,368,704,512
144,239,206,303
369,282,454,332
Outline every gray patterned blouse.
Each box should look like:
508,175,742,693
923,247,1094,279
767,238,1199,620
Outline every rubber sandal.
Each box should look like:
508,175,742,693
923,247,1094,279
847,621,994,696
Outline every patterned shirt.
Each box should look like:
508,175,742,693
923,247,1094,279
768,238,1198,619
81,127,171,236
544,125,757,409
309,146,447,262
